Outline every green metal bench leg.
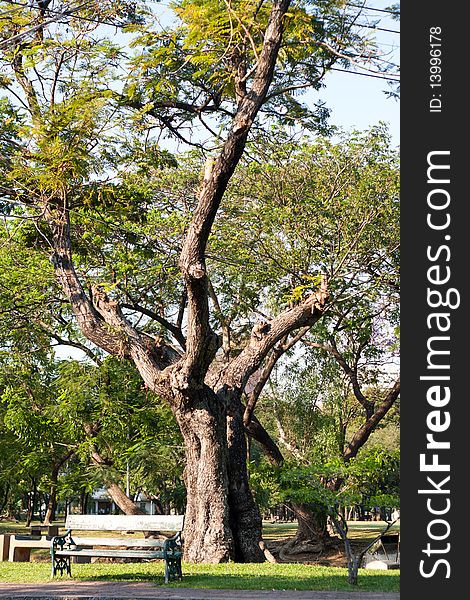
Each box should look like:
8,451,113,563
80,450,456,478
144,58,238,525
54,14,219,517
164,560,169,584
164,556,182,583
177,557,182,579
51,555,71,577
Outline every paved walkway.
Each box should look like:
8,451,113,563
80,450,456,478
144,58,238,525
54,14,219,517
0,582,399,600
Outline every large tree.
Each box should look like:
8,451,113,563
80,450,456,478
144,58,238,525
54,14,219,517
0,0,399,561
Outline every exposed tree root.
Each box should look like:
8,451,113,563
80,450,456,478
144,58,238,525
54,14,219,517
259,539,278,563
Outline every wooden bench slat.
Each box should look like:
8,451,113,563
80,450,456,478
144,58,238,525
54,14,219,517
69,536,166,547
64,514,184,532
55,549,174,559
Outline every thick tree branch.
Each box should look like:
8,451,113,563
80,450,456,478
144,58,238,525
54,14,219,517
343,377,400,462
245,415,284,465
243,326,310,426
218,281,327,394
91,285,181,370
47,205,179,391
48,205,133,358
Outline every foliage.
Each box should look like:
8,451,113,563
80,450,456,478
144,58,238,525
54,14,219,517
0,350,185,515
126,126,399,350
0,0,399,564
125,0,384,137
0,0,399,359
251,446,399,518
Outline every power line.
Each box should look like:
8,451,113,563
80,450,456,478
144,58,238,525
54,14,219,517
1,1,401,51
320,12,400,34
1,0,139,30
330,66,399,81
356,23,400,34
0,0,136,49
345,2,400,16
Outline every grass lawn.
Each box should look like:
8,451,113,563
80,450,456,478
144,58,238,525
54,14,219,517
0,561,399,593
0,520,399,592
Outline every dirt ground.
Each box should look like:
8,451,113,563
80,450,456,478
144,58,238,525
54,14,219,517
264,537,364,567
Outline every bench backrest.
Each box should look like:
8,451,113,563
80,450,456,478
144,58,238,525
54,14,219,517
64,514,184,532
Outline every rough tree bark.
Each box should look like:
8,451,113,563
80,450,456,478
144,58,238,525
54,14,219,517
226,395,264,561
174,389,234,562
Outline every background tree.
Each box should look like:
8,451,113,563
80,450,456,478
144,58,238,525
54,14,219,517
56,357,185,515
0,351,77,524
213,127,399,552
0,350,185,521
251,296,399,555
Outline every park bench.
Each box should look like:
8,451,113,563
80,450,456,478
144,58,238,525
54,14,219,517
50,514,184,583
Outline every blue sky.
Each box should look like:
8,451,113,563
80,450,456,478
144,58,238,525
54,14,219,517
311,1,400,146
316,68,399,145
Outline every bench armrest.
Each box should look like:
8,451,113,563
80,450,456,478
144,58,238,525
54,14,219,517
51,529,74,553
162,532,182,558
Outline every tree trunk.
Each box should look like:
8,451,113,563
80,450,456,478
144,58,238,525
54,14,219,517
38,493,45,522
44,469,59,524
247,417,332,553
106,483,143,515
347,556,360,585
292,502,330,550
174,388,234,563
152,497,164,515
26,479,37,527
6,498,16,520
44,450,75,524
0,484,9,513
226,396,264,562
43,488,56,525
80,491,89,515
